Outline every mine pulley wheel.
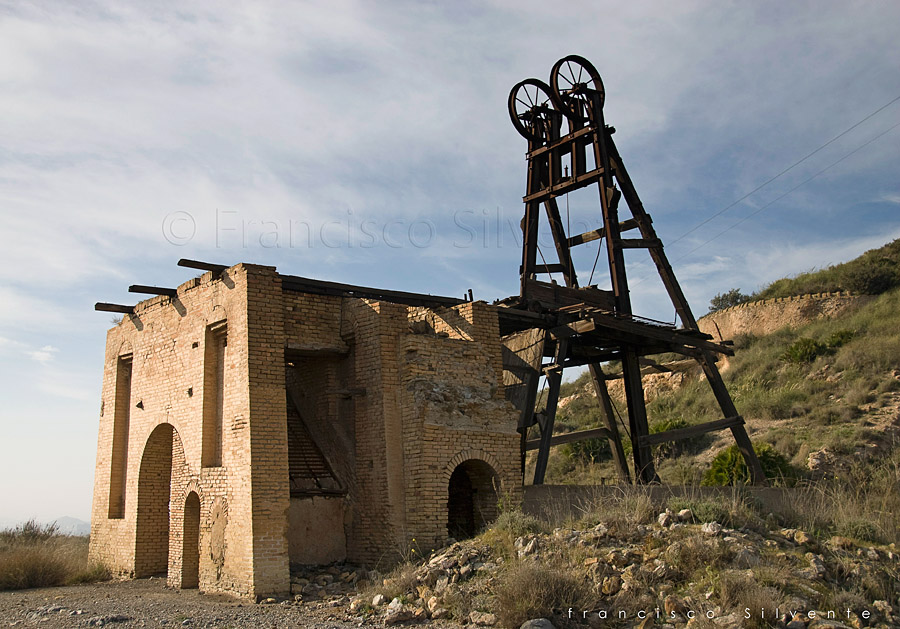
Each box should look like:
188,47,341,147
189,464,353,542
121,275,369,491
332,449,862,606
550,55,605,123
508,78,557,143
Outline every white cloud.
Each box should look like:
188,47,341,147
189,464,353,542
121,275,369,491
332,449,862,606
27,345,58,364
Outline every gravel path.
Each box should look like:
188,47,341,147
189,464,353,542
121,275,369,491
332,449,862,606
0,579,461,628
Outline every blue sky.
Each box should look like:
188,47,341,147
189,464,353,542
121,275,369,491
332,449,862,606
1,1,899,525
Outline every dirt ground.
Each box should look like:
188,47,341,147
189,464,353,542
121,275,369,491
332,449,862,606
0,579,460,628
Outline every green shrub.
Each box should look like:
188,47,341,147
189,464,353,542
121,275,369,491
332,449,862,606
560,437,609,464
781,337,829,363
650,418,707,460
825,329,855,348
843,264,898,294
781,329,855,364
702,443,795,486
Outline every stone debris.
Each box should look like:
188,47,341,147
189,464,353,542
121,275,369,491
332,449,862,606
519,619,555,629
700,521,722,536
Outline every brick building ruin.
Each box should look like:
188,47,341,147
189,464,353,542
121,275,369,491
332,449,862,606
89,262,523,599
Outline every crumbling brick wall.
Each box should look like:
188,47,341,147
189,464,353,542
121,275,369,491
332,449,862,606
90,263,522,597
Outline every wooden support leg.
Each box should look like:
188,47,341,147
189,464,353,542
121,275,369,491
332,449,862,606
698,350,768,485
588,363,632,484
533,339,568,485
621,346,659,484
517,369,541,481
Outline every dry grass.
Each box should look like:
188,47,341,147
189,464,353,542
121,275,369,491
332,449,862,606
0,520,109,591
777,447,900,544
713,571,791,629
574,485,655,534
492,558,595,629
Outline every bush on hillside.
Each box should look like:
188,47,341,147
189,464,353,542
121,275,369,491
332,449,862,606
780,329,854,364
843,264,898,295
560,437,609,464
702,443,796,486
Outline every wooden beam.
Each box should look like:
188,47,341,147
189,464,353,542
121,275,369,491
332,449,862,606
533,338,568,485
94,302,134,314
178,258,228,273
618,218,641,232
129,285,177,298
562,313,734,356
638,416,744,447
522,167,605,203
567,229,603,248
524,427,613,451
281,276,464,308
619,238,662,249
589,363,632,484
524,279,615,311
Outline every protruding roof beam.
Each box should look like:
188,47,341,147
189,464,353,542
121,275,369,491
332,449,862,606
177,258,228,273
94,302,134,314
129,284,177,298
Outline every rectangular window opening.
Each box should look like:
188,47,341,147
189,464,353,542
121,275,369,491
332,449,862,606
108,354,132,519
202,323,227,467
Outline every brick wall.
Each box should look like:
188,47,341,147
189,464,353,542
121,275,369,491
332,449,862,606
90,265,523,595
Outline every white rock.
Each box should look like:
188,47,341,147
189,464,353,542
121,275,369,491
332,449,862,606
701,521,723,536
520,619,556,629
371,593,386,607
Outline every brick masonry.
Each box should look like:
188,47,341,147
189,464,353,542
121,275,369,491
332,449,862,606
89,264,522,598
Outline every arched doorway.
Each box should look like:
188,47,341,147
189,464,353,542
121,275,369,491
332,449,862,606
447,459,499,540
181,492,200,588
134,423,181,577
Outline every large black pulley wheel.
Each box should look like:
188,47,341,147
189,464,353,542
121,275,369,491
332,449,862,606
508,78,556,143
550,55,605,122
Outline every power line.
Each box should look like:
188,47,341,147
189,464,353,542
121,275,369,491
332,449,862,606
667,93,900,247
669,120,900,265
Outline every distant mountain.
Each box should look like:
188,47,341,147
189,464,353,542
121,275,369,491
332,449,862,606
55,516,91,536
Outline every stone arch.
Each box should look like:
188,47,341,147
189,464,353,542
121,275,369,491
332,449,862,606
181,491,201,589
134,423,184,577
444,452,501,540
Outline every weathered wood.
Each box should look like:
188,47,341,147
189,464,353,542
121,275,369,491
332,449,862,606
533,338,568,485
94,302,134,314
178,258,228,273
501,329,546,430
618,218,640,232
526,125,596,158
555,314,733,356
522,167,605,203
619,238,662,249
524,427,613,451
622,345,658,483
281,276,464,308
567,229,603,248
589,363,632,483
128,285,177,298
544,197,578,288
638,416,744,447
524,279,615,311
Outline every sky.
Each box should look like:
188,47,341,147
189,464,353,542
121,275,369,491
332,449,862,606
1,1,899,526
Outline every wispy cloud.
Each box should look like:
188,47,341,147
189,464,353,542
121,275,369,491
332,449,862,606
27,345,58,364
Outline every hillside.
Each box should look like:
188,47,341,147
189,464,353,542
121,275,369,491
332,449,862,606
751,239,900,301
528,241,900,490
